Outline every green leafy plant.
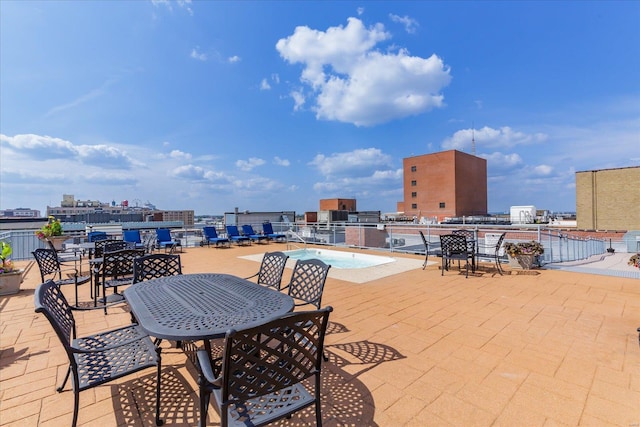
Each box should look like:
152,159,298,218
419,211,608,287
0,241,17,274
504,240,544,257
35,216,63,240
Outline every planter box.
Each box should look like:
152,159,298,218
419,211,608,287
0,270,24,296
507,254,536,270
48,236,67,250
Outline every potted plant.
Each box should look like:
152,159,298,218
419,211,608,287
35,216,65,250
504,240,544,270
0,241,23,296
629,254,639,269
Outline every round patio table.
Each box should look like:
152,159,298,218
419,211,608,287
124,273,295,342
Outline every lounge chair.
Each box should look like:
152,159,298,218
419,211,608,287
241,224,269,244
202,226,230,248
225,225,251,246
86,231,108,242
123,230,145,250
262,222,287,242
156,228,181,253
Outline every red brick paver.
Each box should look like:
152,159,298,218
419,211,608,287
1,244,639,426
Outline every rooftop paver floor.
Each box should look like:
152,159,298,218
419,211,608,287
1,244,639,426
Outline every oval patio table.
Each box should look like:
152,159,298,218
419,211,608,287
124,273,295,342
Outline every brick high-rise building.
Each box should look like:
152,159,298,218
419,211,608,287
400,150,487,222
576,166,640,230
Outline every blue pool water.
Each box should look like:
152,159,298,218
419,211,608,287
283,249,395,269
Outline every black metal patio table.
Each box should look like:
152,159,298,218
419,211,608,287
124,273,295,424
124,273,295,342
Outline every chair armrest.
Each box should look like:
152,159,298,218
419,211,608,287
243,272,258,280
59,266,80,277
196,349,221,388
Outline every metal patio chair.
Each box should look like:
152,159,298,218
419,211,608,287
244,251,289,290
440,234,474,278
97,248,144,313
34,279,162,427
32,248,91,308
475,232,506,275
196,307,332,427
280,258,331,310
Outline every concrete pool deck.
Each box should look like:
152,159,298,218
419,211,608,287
1,243,639,426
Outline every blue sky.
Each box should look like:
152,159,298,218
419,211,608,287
1,1,638,217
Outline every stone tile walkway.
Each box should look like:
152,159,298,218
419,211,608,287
1,244,639,426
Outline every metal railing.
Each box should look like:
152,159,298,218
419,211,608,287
3,222,614,264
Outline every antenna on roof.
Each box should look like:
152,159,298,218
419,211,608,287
471,122,476,156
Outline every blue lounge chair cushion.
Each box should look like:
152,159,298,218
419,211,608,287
262,223,286,241
226,225,251,245
202,227,230,247
241,225,269,243
156,229,179,248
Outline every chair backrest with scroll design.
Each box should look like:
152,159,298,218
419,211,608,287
132,253,182,284
282,258,331,309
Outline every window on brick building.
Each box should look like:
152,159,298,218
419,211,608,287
439,202,446,208
411,192,417,198
411,180,417,186
410,166,417,172
411,203,417,209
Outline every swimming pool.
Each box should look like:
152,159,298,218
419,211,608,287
283,248,395,269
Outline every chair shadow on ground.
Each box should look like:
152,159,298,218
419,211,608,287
326,320,349,336
269,340,406,426
113,366,199,426
111,332,404,426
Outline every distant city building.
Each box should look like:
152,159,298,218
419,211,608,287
319,198,357,212
399,150,488,222
47,194,195,227
0,208,41,218
576,166,640,230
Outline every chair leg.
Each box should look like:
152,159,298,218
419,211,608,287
155,347,163,426
72,389,80,427
315,373,323,426
57,365,72,392
198,379,211,427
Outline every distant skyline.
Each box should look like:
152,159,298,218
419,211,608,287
1,1,639,216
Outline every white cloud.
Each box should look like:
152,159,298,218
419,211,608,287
274,156,290,166
153,0,192,15
276,17,451,126
228,55,241,63
169,149,192,160
313,168,402,193
190,48,207,61
75,144,138,169
533,164,553,176
290,90,305,111
236,157,265,171
389,14,419,34
0,134,137,168
481,151,524,172
170,164,228,183
442,126,549,151
309,148,393,177
260,78,271,90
